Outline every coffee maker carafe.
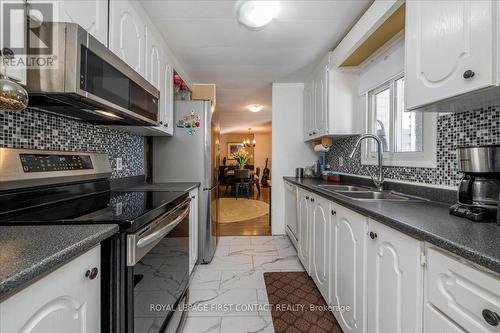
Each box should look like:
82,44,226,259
450,145,500,222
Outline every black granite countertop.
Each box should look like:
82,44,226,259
110,176,200,192
284,177,500,274
121,182,201,192
0,224,118,301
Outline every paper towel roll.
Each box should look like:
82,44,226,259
313,144,330,153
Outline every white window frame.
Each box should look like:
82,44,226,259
361,72,437,168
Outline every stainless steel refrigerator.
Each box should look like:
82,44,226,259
153,100,220,263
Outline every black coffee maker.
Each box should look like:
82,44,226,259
450,145,500,222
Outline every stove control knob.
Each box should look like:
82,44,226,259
85,267,99,280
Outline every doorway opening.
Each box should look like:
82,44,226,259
217,130,272,236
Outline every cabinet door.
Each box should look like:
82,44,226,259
146,27,162,90
0,0,26,85
0,246,101,333
160,63,174,134
405,0,494,109
189,187,199,274
49,0,108,46
109,0,146,77
330,203,367,333
303,81,313,141
310,195,330,301
313,66,327,137
366,219,423,333
297,188,311,273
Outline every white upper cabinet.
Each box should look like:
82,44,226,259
303,54,358,141
0,0,26,85
367,219,423,333
405,0,495,110
313,66,326,137
109,0,146,77
303,81,314,140
330,203,367,333
45,0,108,46
146,25,162,90
297,188,311,273
0,246,101,333
159,63,174,134
310,194,330,301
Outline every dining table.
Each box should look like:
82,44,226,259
225,170,256,177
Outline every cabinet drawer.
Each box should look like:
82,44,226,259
426,247,500,332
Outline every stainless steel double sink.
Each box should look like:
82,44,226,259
314,184,423,202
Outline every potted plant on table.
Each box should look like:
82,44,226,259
232,150,249,169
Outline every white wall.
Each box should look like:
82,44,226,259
271,83,317,235
254,132,272,176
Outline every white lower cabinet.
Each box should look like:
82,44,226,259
310,194,330,301
329,203,367,333
0,245,101,333
284,181,299,247
366,219,423,333
424,246,500,333
189,187,199,274
424,302,467,333
293,186,500,333
297,188,312,273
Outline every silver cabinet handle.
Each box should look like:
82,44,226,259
137,208,189,248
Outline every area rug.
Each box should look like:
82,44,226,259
218,198,269,223
264,272,343,333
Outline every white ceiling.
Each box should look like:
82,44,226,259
142,0,372,134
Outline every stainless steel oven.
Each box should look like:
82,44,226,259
26,22,159,126
127,197,190,333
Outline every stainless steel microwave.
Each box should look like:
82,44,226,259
26,22,159,126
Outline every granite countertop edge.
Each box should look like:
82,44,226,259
0,224,118,301
284,177,500,275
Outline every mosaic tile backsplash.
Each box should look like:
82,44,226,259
0,109,145,178
325,107,500,188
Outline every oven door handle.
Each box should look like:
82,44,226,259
137,207,190,248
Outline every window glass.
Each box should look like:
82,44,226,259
394,78,423,152
374,87,391,152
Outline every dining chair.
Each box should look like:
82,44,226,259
233,169,252,199
253,167,261,195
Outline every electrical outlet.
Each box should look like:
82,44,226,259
339,156,344,167
116,157,123,171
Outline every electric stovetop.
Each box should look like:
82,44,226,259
0,190,189,232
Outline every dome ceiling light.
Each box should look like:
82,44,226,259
248,104,263,113
236,1,280,30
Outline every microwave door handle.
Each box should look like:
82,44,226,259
137,207,189,248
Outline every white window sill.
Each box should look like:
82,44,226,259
361,156,436,168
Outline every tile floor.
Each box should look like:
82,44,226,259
182,235,304,333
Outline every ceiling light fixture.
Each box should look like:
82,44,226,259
236,1,279,30
243,128,256,148
248,104,263,113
